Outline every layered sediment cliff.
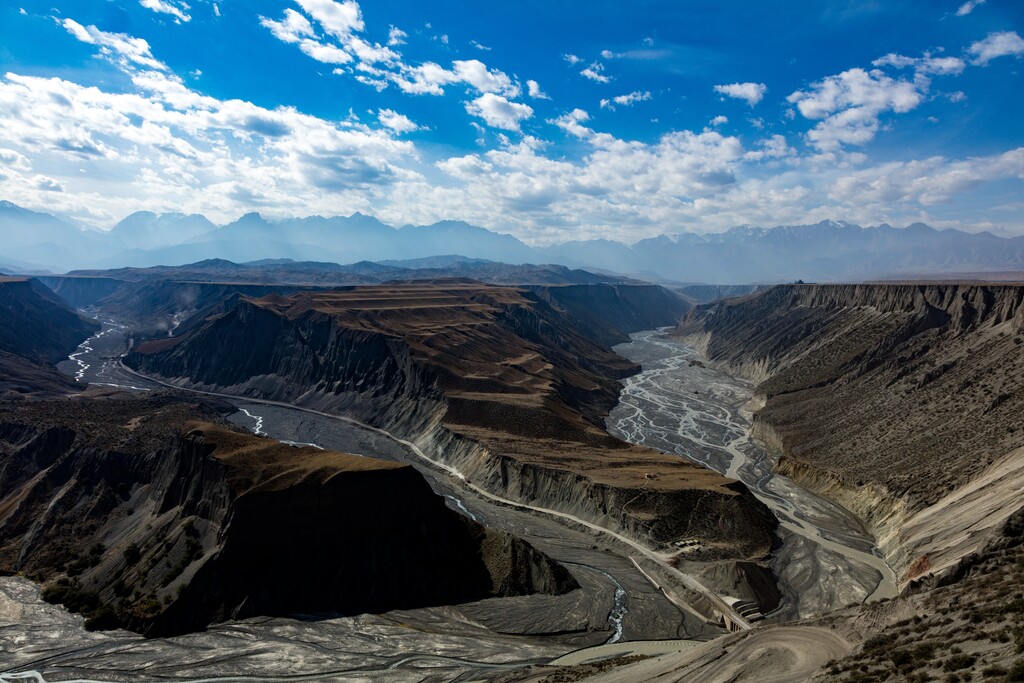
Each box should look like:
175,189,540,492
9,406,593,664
126,283,776,563
0,397,575,636
679,283,1024,583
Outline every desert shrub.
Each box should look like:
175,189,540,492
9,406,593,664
41,579,120,631
943,653,977,672
123,543,141,565
891,650,914,667
84,605,119,631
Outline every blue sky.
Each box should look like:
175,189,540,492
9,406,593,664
0,0,1022,243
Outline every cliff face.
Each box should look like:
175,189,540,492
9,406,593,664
36,276,127,309
526,283,692,347
0,277,98,399
0,397,576,637
126,283,777,563
0,277,99,364
679,283,1024,582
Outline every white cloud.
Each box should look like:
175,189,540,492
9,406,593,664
551,109,593,139
968,31,1024,65
580,62,611,83
35,175,64,192
713,82,767,106
600,91,651,109
872,52,965,76
956,0,985,16
391,62,457,95
614,90,650,106
294,0,364,39
527,80,549,99
259,10,315,44
139,0,191,23
465,94,534,131
743,134,795,161
827,148,1024,208
61,19,168,72
8,10,1024,243
0,148,31,171
787,68,924,150
470,40,491,51
709,115,728,127
299,39,352,64
563,53,582,65
452,60,519,97
387,26,406,46
378,108,422,133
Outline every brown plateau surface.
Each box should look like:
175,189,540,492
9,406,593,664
0,395,576,637
678,283,1024,584
127,282,775,562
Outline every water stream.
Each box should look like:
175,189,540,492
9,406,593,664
606,329,898,619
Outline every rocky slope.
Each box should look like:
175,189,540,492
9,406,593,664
126,283,776,565
0,276,97,398
678,283,1024,585
0,396,576,637
526,283,691,346
0,277,98,363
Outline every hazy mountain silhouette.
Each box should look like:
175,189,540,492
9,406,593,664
3,202,1023,282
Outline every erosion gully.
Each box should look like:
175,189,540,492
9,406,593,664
1,320,895,682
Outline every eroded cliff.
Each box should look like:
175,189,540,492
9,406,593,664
679,283,1024,583
126,283,777,565
0,396,576,637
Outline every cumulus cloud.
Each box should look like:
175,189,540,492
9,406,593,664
872,52,965,76
387,26,406,46
787,68,924,150
0,148,31,171
743,134,796,161
956,0,985,16
709,115,728,127
260,10,314,44
295,0,364,38
258,0,537,132
377,109,422,133
968,31,1024,65
527,80,549,99
7,8,1024,243
61,19,168,71
551,109,593,139
465,94,534,131
600,91,651,109
139,0,191,23
453,60,520,97
713,82,767,106
563,53,582,65
581,62,611,83
470,40,491,51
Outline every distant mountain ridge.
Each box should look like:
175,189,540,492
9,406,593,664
2,200,1023,283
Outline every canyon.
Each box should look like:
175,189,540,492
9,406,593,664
2,265,1024,681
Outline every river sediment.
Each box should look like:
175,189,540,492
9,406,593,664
606,329,898,620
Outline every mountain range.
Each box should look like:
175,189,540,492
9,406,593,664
3,200,1024,283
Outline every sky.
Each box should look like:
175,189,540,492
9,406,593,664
0,0,1022,244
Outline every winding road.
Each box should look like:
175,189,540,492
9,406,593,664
114,360,755,631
